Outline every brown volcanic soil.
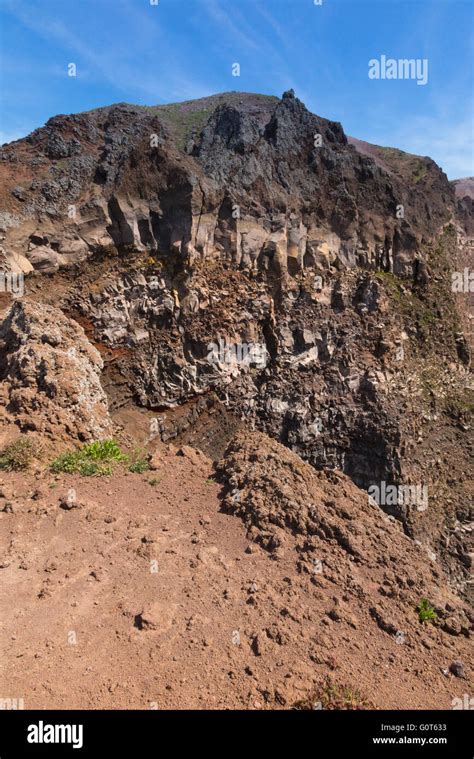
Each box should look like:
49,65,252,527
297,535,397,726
0,434,472,710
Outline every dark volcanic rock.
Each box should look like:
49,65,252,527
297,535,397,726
0,91,472,599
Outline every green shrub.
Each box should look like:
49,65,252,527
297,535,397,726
0,438,36,471
81,440,125,462
79,461,113,477
417,598,438,624
50,452,79,474
51,439,126,477
129,458,150,474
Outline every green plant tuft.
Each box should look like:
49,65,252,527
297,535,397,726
417,598,438,624
293,677,374,710
129,458,150,474
0,438,37,471
51,439,126,477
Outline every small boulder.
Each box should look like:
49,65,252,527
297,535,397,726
449,661,464,678
149,451,165,471
135,601,173,633
443,617,462,636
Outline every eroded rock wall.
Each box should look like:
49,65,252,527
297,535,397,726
0,301,113,442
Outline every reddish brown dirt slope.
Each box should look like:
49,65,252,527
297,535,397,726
0,436,471,710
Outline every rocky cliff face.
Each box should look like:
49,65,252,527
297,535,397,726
0,90,460,277
0,301,112,443
0,91,472,598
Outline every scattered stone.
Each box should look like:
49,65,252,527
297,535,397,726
449,661,464,678
135,602,174,633
443,617,462,636
149,451,165,471
251,634,266,656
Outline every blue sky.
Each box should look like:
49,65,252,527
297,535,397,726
0,0,472,179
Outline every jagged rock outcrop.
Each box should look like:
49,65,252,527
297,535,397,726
0,91,471,596
0,91,461,282
216,429,472,636
0,301,112,441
